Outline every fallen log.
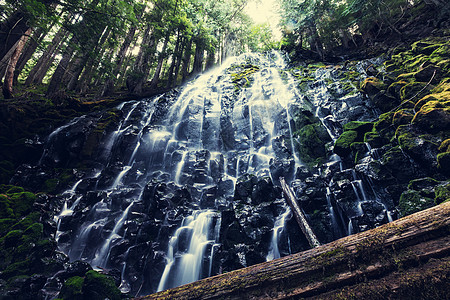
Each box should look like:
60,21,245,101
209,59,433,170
279,177,321,248
136,202,450,300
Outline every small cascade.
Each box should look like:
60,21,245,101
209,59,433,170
266,206,291,261
91,201,134,268
157,210,221,291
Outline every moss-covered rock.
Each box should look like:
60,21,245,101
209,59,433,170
434,183,450,204
9,192,36,218
59,276,84,300
334,131,358,157
398,190,435,217
360,77,386,95
343,121,373,135
82,270,121,300
392,109,414,126
412,100,450,132
295,124,330,166
437,152,450,175
438,139,450,152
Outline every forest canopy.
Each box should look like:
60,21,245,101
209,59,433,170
0,0,449,99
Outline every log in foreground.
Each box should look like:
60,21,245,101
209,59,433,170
138,202,450,299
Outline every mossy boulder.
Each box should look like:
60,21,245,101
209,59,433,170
334,131,358,157
392,109,414,126
437,152,450,175
4,230,23,248
398,190,435,217
434,183,450,204
360,77,386,95
399,82,430,101
412,100,450,132
343,121,373,135
82,270,121,300
10,192,36,218
438,139,450,152
59,276,84,300
364,131,384,148
295,124,330,166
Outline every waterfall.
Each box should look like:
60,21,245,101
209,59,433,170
157,210,221,291
33,51,397,296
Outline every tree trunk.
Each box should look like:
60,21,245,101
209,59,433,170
138,202,450,300
205,48,215,71
13,28,45,85
78,27,111,93
100,23,137,96
149,31,170,90
181,37,193,82
46,42,75,96
0,39,19,81
2,28,32,98
25,26,67,86
192,40,204,75
166,30,182,88
171,37,185,88
0,11,29,61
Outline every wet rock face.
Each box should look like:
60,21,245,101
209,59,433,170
8,42,449,299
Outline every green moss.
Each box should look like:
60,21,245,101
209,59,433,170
437,152,450,175
10,192,36,218
412,100,450,132
0,194,14,218
295,123,330,166
22,223,43,244
364,131,384,148
408,178,439,190
2,259,30,278
438,139,450,152
398,190,435,217
11,212,40,231
82,270,121,300
434,183,450,204
4,230,23,248
334,130,358,157
59,276,85,300
6,186,24,194
400,82,430,101
44,178,59,193
392,109,414,126
360,77,386,95
0,218,16,235
343,121,373,134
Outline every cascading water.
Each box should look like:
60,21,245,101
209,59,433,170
39,51,308,295
31,51,398,297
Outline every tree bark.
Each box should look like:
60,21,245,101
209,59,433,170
46,42,75,96
181,37,192,82
166,30,182,88
0,11,29,62
149,31,170,90
13,28,45,85
138,202,450,300
2,28,32,98
25,23,68,86
100,23,137,96
192,39,204,75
